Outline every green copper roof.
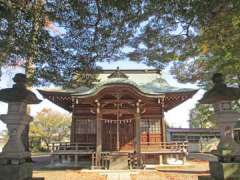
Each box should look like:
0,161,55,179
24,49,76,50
72,77,196,97
38,69,197,98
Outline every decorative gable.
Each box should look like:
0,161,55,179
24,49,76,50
108,67,128,79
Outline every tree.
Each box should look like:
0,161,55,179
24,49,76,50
168,0,240,87
1,1,240,88
29,108,71,150
190,104,216,128
0,0,142,87
0,0,50,82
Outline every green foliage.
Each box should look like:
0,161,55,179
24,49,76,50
29,108,71,150
0,1,240,88
169,1,240,87
190,104,216,128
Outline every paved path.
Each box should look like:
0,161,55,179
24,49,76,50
106,173,131,180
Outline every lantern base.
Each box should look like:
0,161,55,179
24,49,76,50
209,161,240,180
0,160,32,180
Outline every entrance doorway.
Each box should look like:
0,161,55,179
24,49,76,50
102,119,134,151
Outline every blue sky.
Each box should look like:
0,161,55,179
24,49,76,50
0,60,204,132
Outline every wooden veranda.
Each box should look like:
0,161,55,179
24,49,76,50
50,141,188,169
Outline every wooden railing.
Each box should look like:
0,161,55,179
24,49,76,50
50,141,188,153
50,142,95,152
91,152,110,169
141,141,188,153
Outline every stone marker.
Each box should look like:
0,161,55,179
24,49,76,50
0,73,41,180
200,73,240,180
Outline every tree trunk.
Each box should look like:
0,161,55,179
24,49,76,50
25,0,44,84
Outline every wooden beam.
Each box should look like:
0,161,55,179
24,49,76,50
101,108,135,115
100,99,136,105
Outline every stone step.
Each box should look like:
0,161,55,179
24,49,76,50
109,155,128,170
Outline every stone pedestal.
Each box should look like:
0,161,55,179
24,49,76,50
0,161,32,180
209,161,240,180
214,111,240,158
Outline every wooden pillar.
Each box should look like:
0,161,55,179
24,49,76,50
67,154,71,163
70,98,76,143
135,100,141,154
70,115,76,143
95,100,102,167
116,120,120,151
134,99,141,168
116,102,120,151
159,154,163,165
51,154,55,166
161,117,166,142
160,96,166,142
57,155,61,163
74,154,78,166
183,154,186,165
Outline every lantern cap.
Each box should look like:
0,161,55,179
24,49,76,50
234,121,240,129
0,73,42,104
199,73,240,104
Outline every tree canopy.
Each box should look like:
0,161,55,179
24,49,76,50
189,104,216,128
29,108,71,150
0,0,240,88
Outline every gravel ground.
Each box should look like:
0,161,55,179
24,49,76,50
32,154,211,180
133,160,210,180
33,171,107,180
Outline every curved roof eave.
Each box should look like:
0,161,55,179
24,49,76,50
71,82,197,99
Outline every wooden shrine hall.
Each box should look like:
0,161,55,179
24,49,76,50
39,68,197,169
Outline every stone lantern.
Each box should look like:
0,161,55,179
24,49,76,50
200,73,240,180
0,73,41,180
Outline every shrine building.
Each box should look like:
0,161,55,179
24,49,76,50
38,68,197,169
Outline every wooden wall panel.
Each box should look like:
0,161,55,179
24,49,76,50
75,134,96,144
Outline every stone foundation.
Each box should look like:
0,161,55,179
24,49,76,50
209,161,240,180
0,161,32,180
